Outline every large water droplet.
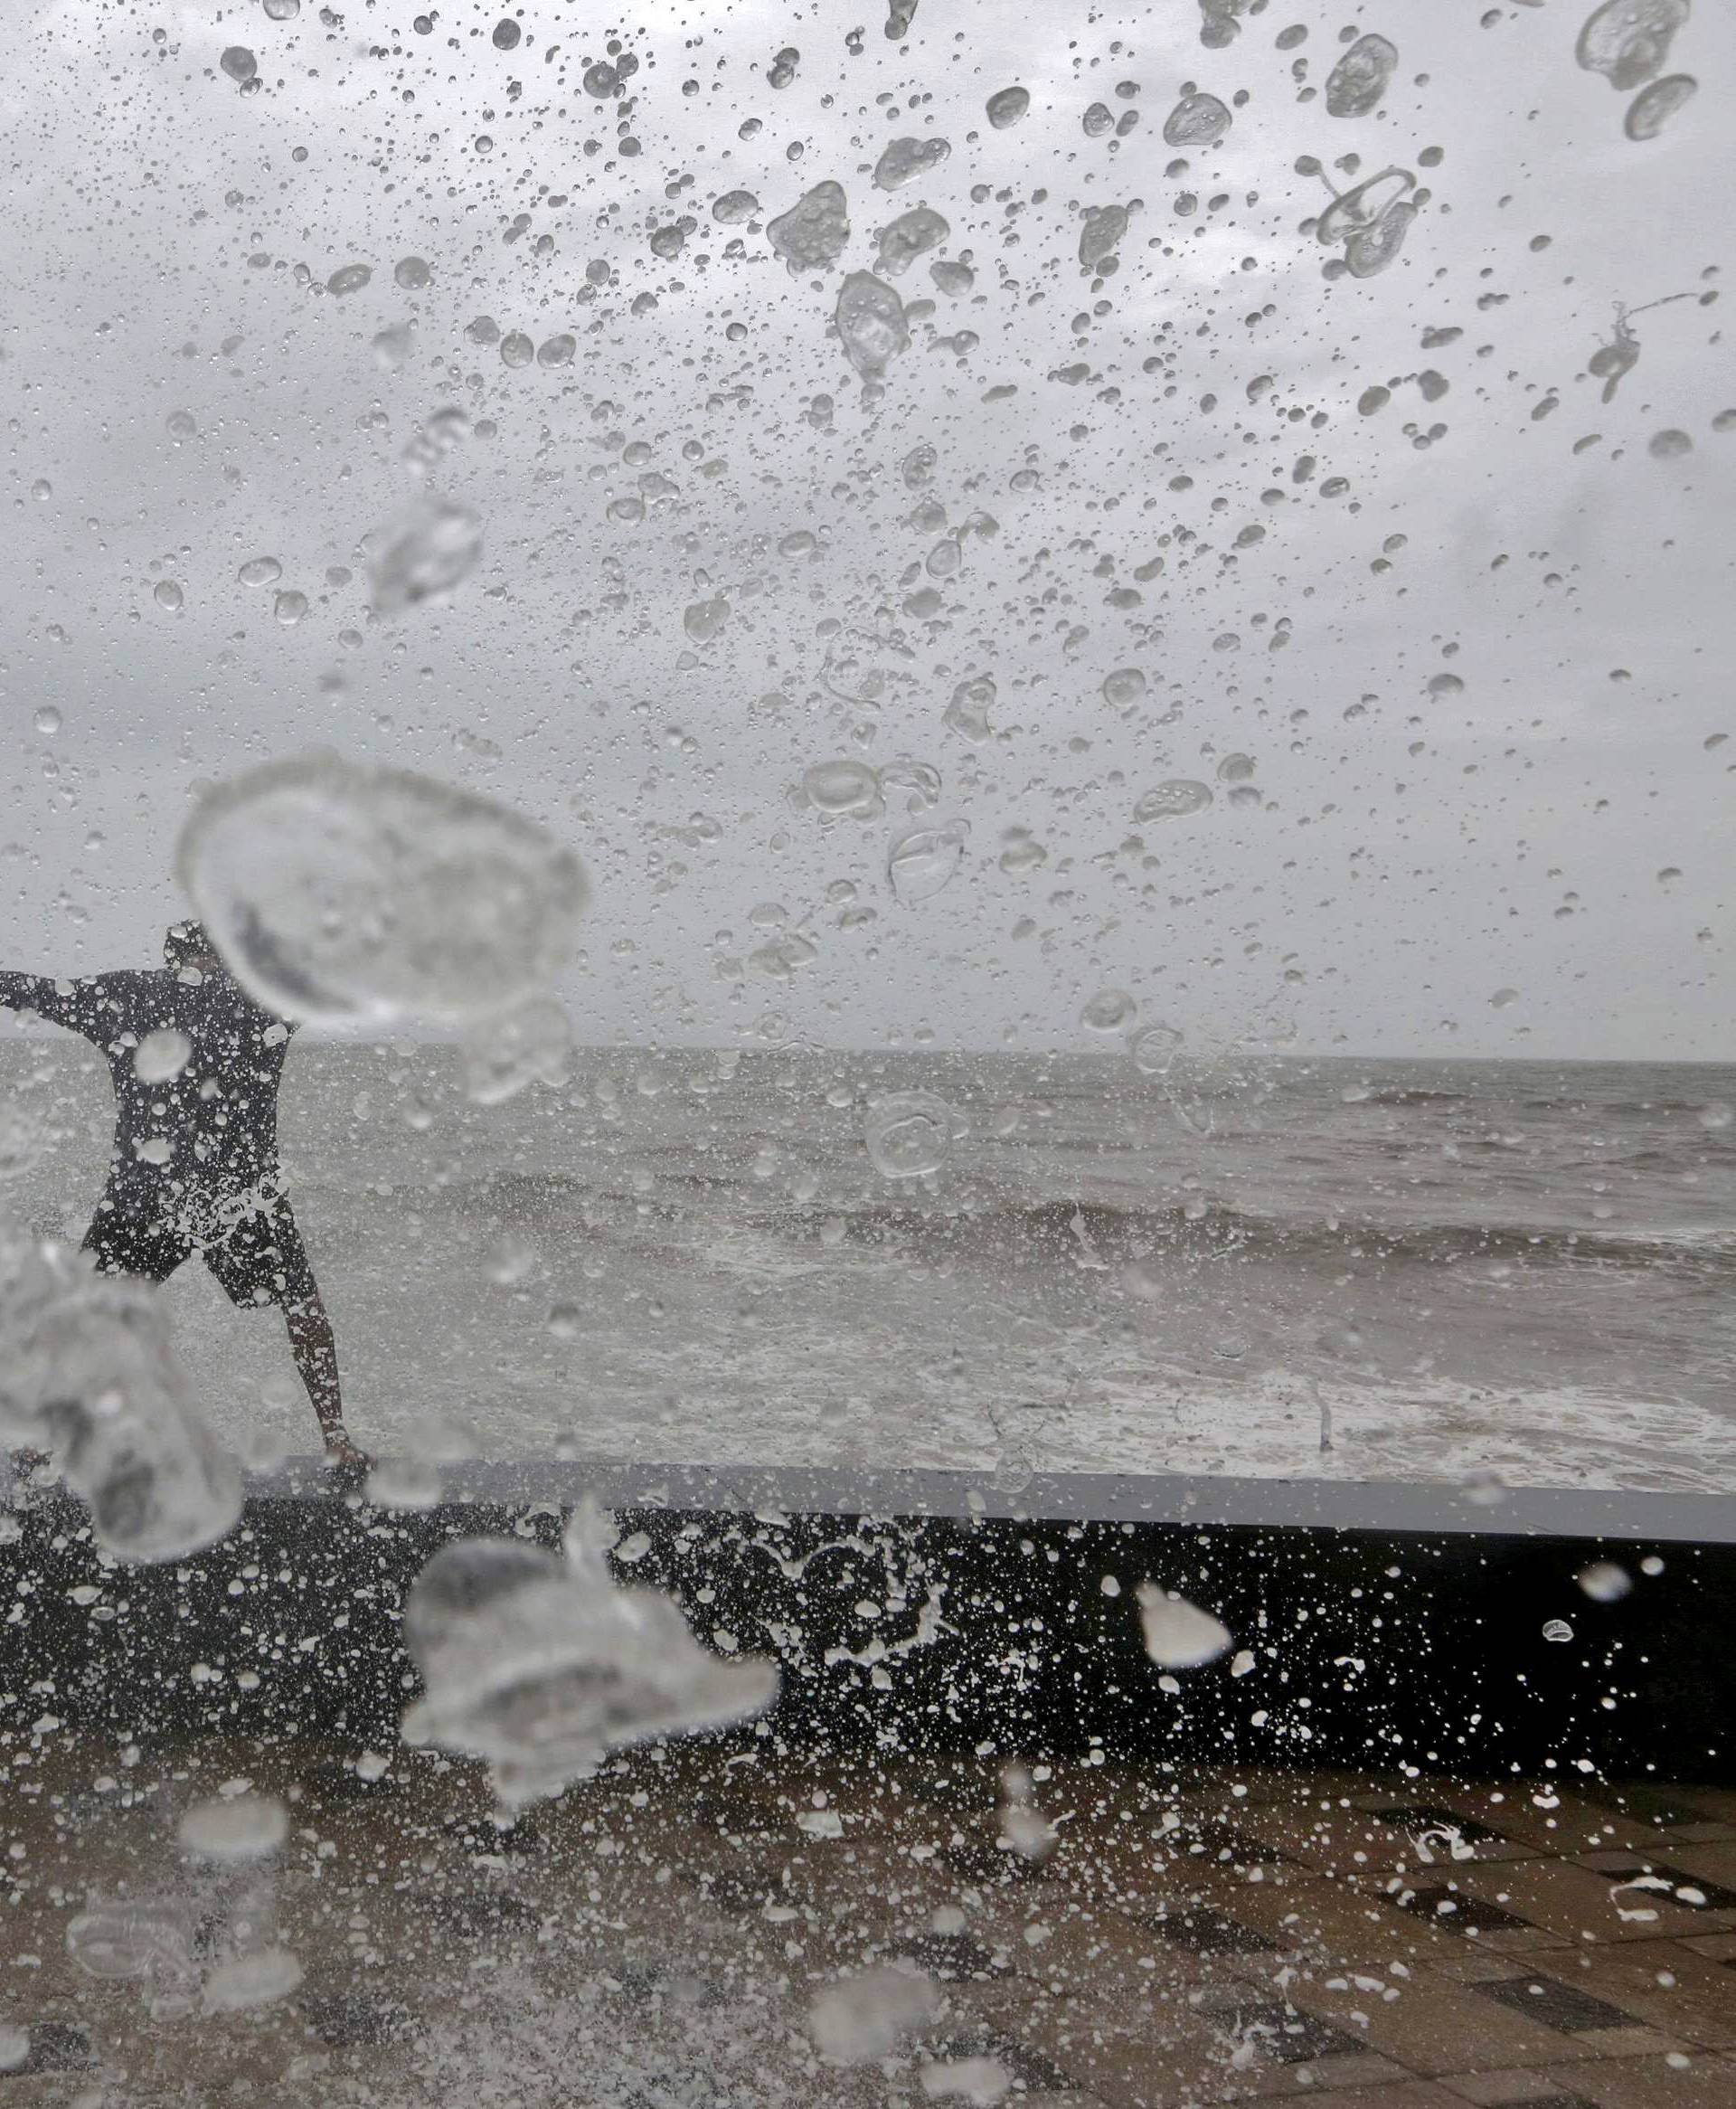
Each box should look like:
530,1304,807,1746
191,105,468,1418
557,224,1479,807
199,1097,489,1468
369,497,483,613
863,1092,966,1178
1624,71,1696,138
1163,91,1231,147
1134,780,1213,822
1326,33,1397,118
888,818,967,903
835,271,909,379
768,181,851,273
873,136,951,190
986,85,1030,129
1576,0,1688,92
221,45,258,83
175,752,587,1026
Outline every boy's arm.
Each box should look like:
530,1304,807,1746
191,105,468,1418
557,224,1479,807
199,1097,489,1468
0,971,86,1030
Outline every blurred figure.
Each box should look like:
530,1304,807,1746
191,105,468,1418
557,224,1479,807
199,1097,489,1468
0,922,360,1466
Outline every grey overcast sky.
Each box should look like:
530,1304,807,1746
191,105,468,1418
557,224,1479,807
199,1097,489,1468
0,0,1730,1057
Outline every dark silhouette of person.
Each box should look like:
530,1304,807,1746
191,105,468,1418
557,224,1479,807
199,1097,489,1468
0,921,361,1466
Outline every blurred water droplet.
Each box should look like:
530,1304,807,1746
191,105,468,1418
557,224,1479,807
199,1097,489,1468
863,1092,966,1178
1576,0,1688,91
1163,91,1231,147
835,271,909,380
768,181,850,273
135,1028,193,1083
326,262,372,297
986,85,1030,129
873,136,951,190
1129,1022,1184,1073
1137,1586,1232,1668
178,1792,289,1862
1326,33,1397,117
1134,780,1212,822
370,497,483,613
888,818,967,903
1081,988,1135,1032
175,752,586,1025
221,45,258,83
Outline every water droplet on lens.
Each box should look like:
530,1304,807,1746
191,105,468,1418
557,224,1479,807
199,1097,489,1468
135,1028,193,1083
1081,988,1135,1032
1325,33,1397,118
873,136,951,190
863,1091,965,1178
326,262,372,298
834,271,909,380
986,85,1030,129
221,45,258,83
888,817,967,903
1129,1022,1184,1073
238,556,282,587
1163,91,1231,147
393,255,430,288
154,580,184,613
369,497,484,613
1134,780,1212,822
768,181,851,273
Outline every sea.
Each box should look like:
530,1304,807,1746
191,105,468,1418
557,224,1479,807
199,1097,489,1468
2,1040,1732,1497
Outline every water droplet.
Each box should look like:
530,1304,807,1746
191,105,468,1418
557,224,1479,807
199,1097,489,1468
944,675,995,742
1137,1586,1231,1668
1083,102,1114,138
177,1792,289,1862
834,271,909,380
29,478,50,501
1489,988,1521,1010
1163,91,1231,147
1576,0,1688,92
33,705,61,737
873,136,951,190
175,752,588,1025
221,45,258,83
712,188,760,223
888,817,967,903
536,333,575,368
326,262,372,298
768,181,851,273
238,556,282,588
369,497,484,613
1081,988,1135,1032
1216,752,1256,782
1577,1561,1632,1603
683,593,731,643
875,204,949,277
986,85,1030,129
165,409,198,440
1134,780,1213,822
863,1091,966,1178
1542,1617,1574,1642
499,330,534,367
804,759,882,818
1101,667,1146,708
1317,166,1415,246
768,45,799,89
1625,72,1696,138
1078,203,1131,270
135,1028,193,1083
582,59,619,97
462,994,572,1103
491,16,521,49
1129,1023,1184,1073
153,580,184,613
262,0,300,18
400,1530,778,1808
1325,33,1397,118
364,1455,447,1509
272,590,307,626
203,1946,303,2015
1648,427,1693,458
1345,200,1415,277
393,255,430,289
811,1969,941,2065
